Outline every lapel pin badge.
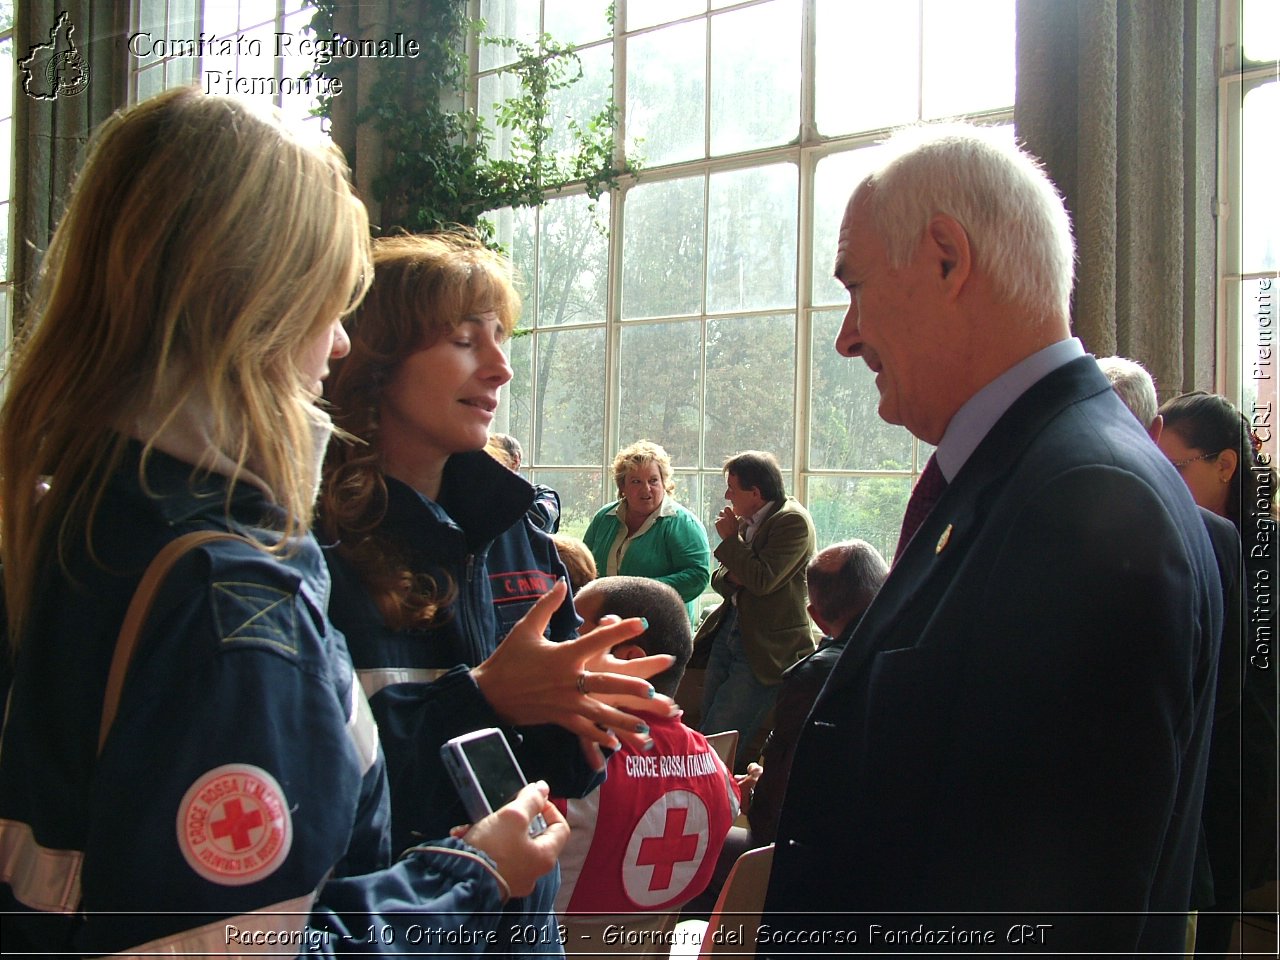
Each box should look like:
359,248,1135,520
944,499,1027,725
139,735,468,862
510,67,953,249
935,522,953,555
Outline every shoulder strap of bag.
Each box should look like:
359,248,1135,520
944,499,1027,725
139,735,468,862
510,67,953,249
97,529,254,756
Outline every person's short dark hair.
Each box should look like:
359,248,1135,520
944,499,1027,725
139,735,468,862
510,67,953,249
551,534,597,593
723,450,785,503
575,576,691,697
806,540,888,627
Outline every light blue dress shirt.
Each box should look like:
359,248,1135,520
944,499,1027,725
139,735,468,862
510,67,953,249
934,337,1086,482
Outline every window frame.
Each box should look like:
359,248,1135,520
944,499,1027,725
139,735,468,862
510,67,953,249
471,0,1013,551
128,0,320,115
1218,0,1279,464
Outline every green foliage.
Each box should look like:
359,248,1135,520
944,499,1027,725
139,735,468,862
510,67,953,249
307,0,636,237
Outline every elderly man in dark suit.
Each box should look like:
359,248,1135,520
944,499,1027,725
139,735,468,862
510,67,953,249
761,124,1222,955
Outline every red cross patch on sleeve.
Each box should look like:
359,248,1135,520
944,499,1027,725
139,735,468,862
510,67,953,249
176,764,293,886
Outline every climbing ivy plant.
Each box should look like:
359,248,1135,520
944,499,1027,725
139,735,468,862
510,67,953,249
308,0,635,237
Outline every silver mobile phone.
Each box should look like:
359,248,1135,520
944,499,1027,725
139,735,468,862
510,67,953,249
441,727,548,837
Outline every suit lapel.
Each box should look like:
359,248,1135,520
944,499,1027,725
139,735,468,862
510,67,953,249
821,356,1113,695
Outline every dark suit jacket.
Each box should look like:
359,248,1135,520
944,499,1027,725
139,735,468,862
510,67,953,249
1197,505,1277,909
692,497,818,685
750,628,850,845
1195,508,1242,910
762,357,1222,955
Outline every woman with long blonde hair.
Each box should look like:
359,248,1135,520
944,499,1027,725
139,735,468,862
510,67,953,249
0,87,580,955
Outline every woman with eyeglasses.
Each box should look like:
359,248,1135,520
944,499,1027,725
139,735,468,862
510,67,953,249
1156,391,1273,528
1156,392,1277,958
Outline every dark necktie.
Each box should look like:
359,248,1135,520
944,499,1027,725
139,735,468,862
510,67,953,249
893,454,947,564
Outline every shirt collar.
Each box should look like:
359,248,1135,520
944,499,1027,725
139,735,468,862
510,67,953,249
613,493,681,522
749,500,777,526
744,499,779,541
935,338,1085,482
112,440,275,527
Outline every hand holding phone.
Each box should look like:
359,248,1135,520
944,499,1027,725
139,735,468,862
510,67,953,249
457,780,567,899
441,727,547,836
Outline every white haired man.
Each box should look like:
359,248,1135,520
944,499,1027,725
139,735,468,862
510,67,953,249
762,126,1222,955
1096,354,1161,435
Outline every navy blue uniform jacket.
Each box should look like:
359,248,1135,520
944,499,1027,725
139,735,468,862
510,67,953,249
0,445,509,955
762,356,1222,954
324,450,590,850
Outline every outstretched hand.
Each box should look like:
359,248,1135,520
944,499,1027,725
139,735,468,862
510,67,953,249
471,580,677,759
582,613,676,713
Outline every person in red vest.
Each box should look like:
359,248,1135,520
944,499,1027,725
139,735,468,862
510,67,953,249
554,577,740,917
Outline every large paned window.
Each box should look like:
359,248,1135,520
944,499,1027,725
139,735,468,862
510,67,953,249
1222,0,1279,469
477,0,1015,563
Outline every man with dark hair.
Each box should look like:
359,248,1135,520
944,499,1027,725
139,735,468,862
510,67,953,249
554,577,739,921
720,450,787,503
804,538,887,631
693,450,816,771
748,539,887,845
762,123,1221,954
575,576,691,698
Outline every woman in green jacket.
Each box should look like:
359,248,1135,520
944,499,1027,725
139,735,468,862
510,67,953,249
583,440,711,623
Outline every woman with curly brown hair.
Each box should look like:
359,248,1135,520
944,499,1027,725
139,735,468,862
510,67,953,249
320,231,673,957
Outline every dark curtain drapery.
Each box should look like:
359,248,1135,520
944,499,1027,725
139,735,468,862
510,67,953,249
1016,0,1219,398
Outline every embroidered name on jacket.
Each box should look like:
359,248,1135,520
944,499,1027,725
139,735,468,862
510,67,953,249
490,569,555,604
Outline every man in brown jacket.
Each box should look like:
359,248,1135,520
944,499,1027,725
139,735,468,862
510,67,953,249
693,450,816,771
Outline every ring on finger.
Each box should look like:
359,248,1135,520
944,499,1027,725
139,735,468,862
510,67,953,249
577,672,589,696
